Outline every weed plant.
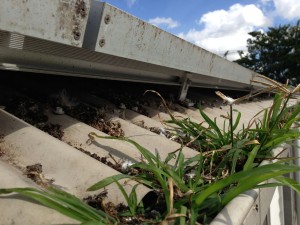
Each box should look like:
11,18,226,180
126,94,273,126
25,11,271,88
0,75,300,224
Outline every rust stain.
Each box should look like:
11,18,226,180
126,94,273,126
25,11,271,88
55,0,89,45
75,0,87,18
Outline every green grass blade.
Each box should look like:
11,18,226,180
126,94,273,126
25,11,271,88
175,150,185,179
243,145,260,171
165,152,177,164
183,154,201,168
89,134,157,166
284,111,300,129
114,181,140,216
194,163,300,206
262,109,268,129
46,187,113,221
87,174,133,191
263,133,300,148
131,163,170,212
275,176,300,195
114,179,130,207
199,107,223,139
164,168,189,192
178,205,187,225
0,187,115,223
129,184,139,215
193,153,204,189
80,222,108,225
254,183,284,189
222,166,300,205
269,93,282,128
232,110,241,131
230,148,243,174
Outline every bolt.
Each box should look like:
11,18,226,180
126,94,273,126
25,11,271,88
54,107,65,115
104,15,111,24
73,30,81,40
79,7,86,17
99,38,105,47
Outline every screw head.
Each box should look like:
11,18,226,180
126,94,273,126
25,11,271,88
54,107,65,115
99,38,105,47
73,31,81,40
104,15,111,24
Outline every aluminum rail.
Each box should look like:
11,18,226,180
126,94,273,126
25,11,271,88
293,124,300,225
0,0,261,100
210,146,291,225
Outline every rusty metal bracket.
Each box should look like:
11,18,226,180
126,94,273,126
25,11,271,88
178,73,192,101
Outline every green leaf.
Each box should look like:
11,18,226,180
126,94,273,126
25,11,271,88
178,205,187,225
270,94,282,128
129,184,139,215
232,110,241,131
87,174,133,191
199,107,223,140
222,164,300,205
263,133,300,148
80,221,108,225
230,148,243,174
88,134,157,166
243,145,260,171
283,104,300,129
175,150,185,180
262,109,268,130
275,176,300,195
114,179,130,208
194,163,300,206
0,187,115,223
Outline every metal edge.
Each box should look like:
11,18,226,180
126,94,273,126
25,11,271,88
82,1,105,50
210,146,290,225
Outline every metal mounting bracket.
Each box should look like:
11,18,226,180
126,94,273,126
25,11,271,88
178,73,192,101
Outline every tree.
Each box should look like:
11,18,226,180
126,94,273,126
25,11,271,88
235,20,300,85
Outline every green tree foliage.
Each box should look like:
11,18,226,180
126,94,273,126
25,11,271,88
235,20,300,85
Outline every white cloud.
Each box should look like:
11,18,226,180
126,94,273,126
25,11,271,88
126,0,137,8
273,0,300,20
149,17,180,29
178,4,269,61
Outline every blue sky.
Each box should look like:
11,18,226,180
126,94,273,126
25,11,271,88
103,0,300,60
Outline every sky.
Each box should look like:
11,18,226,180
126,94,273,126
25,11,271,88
102,0,300,61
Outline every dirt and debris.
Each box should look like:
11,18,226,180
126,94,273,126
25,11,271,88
74,146,139,176
37,123,64,140
0,134,4,142
91,120,124,137
0,135,4,157
25,163,54,186
61,102,125,137
75,146,114,167
96,89,149,116
1,95,64,140
52,89,125,137
149,127,172,138
84,192,157,225
83,190,109,210
4,96,48,125
0,149,4,157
